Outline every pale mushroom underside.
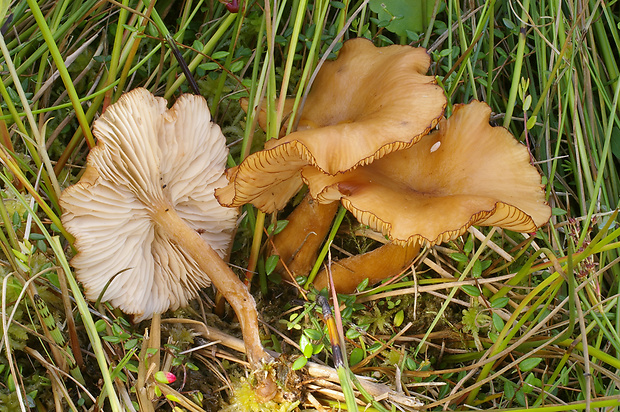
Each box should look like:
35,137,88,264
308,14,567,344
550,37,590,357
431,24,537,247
61,88,238,321
304,101,551,247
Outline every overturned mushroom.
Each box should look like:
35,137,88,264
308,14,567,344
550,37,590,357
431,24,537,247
60,89,273,389
217,37,446,212
305,101,550,290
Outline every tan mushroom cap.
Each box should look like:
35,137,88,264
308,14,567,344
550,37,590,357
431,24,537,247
216,38,446,213
61,88,238,321
303,101,551,247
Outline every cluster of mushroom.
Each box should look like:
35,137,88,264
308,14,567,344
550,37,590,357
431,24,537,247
216,38,551,293
59,37,551,402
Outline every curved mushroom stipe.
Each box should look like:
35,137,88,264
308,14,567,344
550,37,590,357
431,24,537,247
271,195,339,280
61,88,271,371
216,38,447,213
313,242,421,294
304,101,551,247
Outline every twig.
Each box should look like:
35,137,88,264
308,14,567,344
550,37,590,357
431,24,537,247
164,318,424,409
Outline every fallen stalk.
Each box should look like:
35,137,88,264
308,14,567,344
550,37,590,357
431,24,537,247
165,318,423,409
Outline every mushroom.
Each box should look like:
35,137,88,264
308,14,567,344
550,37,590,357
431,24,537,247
303,101,551,270
218,39,445,290
216,37,446,213
60,88,273,390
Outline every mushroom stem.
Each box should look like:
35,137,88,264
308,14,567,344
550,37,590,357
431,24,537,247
272,195,339,280
313,242,421,293
151,204,271,369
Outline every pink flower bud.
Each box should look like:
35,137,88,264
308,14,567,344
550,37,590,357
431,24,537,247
154,371,176,384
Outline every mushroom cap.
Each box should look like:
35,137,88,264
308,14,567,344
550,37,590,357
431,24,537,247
216,38,446,213
60,88,238,321
303,101,551,247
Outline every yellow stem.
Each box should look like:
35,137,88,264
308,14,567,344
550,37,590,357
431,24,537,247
151,205,269,368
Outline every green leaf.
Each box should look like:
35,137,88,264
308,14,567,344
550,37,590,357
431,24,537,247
198,62,219,71
125,362,139,373
95,319,107,333
519,357,543,372
611,127,620,160
461,285,480,296
346,328,362,340
502,18,516,31
450,253,468,263
265,255,279,276
211,51,229,60
124,339,138,350
165,394,181,403
186,362,199,371
526,115,537,130
303,328,323,341
368,342,382,352
492,313,505,332
267,220,289,235
229,60,245,73
523,95,532,111
349,348,364,366
368,0,436,35
523,372,542,394
112,323,124,336
291,356,307,370
472,260,482,278
464,236,474,254
36,240,47,253
312,343,325,355
504,380,516,399
356,277,369,292
491,297,510,308
300,334,313,358
552,207,567,216
394,310,404,327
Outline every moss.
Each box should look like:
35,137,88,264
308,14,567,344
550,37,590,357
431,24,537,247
220,378,299,412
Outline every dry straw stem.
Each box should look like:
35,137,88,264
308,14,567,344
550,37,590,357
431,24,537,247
168,318,423,409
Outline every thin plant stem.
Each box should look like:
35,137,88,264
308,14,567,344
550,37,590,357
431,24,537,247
503,0,530,128
306,206,347,289
25,0,95,148
164,13,237,99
